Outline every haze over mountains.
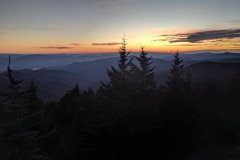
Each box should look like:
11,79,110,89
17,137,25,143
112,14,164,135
1,52,240,101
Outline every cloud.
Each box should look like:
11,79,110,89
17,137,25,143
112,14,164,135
167,44,198,47
68,43,85,46
92,42,121,46
154,33,186,37
39,46,73,49
209,39,224,42
153,33,189,42
39,43,87,49
169,29,240,43
153,38,171,42
68,43,87,46
154,34,175,37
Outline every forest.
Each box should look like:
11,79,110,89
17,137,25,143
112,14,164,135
1,38,240,160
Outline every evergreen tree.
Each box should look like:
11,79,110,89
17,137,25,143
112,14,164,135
128,61,140,91
58,84,81,125
165,52,185,95
118,36,131,75
0,57,43,160
159,53,198,158
100,37,132,96
3,56,27,121
6,56,22,95
60,84,80,105
136,46,156,91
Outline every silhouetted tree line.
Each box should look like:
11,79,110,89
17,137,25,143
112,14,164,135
1,38,240,160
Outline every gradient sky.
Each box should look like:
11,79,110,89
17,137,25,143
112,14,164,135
0,0,240,53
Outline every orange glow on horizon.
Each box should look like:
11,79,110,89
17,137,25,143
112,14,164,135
1,32,240,54
0,44,239,54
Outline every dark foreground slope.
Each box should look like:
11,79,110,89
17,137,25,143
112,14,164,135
1,51,240,160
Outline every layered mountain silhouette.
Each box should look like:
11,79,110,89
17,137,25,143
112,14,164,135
0,52,240,101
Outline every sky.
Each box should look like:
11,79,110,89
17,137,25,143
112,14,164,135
0,0,240,53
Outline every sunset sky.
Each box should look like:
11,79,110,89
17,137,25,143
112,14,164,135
0,0,240,53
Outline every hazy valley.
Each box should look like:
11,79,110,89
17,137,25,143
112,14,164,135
1,52,240,101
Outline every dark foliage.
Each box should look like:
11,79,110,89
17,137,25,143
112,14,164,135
0,57,44,160
136,46,156,92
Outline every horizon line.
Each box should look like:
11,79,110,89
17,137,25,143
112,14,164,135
1,50,240,55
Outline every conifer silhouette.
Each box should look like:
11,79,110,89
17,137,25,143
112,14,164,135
165,52,185,95
100,37,132,96
0,57,43,160
136,46,156,91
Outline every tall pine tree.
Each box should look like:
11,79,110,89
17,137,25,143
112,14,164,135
0,57,43,160
165,52,185,95
136,46,156,92
100,37,132,94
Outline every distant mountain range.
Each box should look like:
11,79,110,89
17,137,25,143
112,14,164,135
0,52,240,101
1,52,240,71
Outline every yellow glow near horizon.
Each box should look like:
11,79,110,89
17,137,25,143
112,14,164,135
0,29,240,54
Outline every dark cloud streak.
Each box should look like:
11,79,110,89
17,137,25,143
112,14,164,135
68,43,84,46
154,29,240,43
153,38,172,42
39,46,74,49
92,42,121,46
170,29,240,43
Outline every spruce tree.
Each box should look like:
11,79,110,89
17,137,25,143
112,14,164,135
136,46,156,92
165,52,185,95
4,56,27,121
60,84,80,105
0,57,42,160
160,53,198,157
128,61,140,91
100,37,132,94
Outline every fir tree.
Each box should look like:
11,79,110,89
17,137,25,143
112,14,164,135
136,46,156,91
100,37,132,94
4,56,27,121
118,36,131,75
165,52,185,95
0,57,43,160
60,84,80,105
128,61,140,91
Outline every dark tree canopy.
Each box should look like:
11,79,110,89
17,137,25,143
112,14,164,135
99,37,133,99
164,52,192,97
136,46,156,91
